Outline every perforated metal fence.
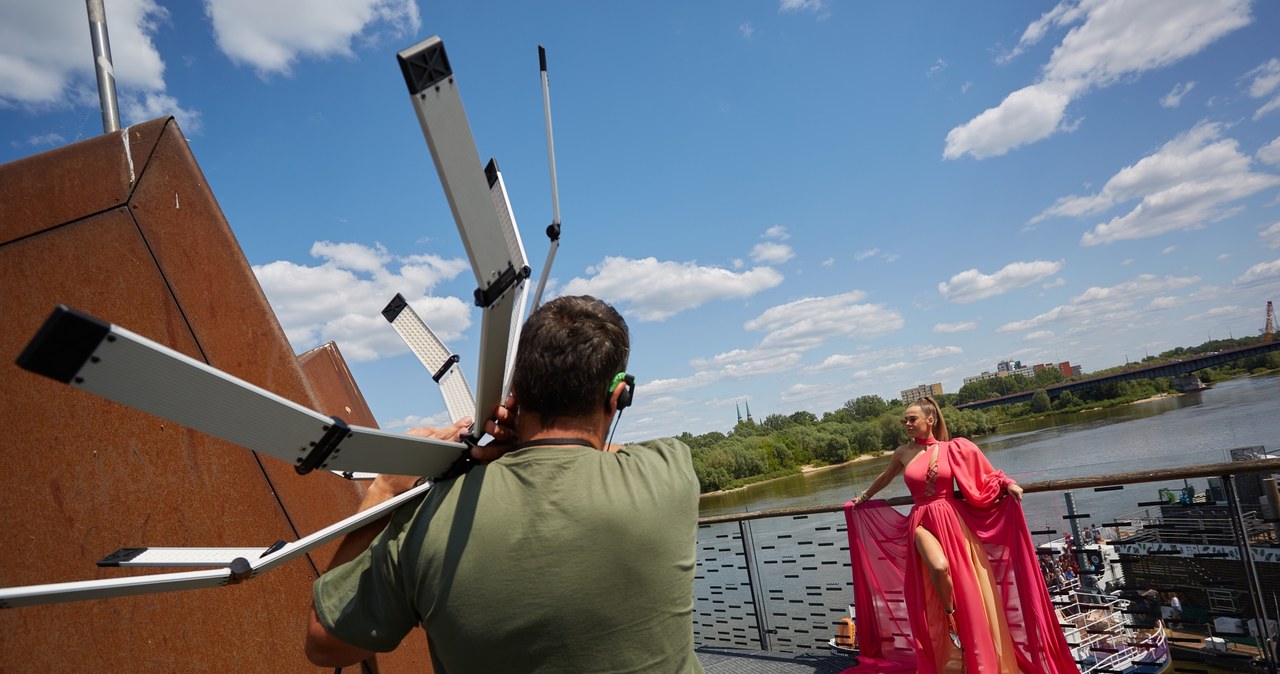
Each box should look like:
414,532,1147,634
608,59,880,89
693,511,853,653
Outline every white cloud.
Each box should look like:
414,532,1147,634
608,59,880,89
946,0,1251,159
928,58,948,78
821,257,835,266
25,132,64,147
1042,277,1067,289
1186,305,1243,320
1025,330,1055,341
851,362,909,381
253,240,471,360
1262,223,1280,249
1235,258,1280,285
1160,81,1196,108
1218,253,1231,261
561,256,783,322
1148,296,1182,310
646,352,803,396
1031,121,1280,245
1162,245,1177,255
944,83,1073,159
385,411,453,432
763,225,790,240
1257,98,1280,121
779,0,825,13
750,241,794,264
1246,58,1280,98
745,290,905,350
1259,137,1280,165
938,260,1063,303
1245,58,1280,120
999,273,1199,333
0,0,200,130
855,248,879,261
780,382,826,404
916,345,962,360
739,22,755,39
933,321,977,333
810,350,900,373
204,0,420,76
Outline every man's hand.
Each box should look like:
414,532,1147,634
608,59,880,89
472,393,517,463
362,416,473,503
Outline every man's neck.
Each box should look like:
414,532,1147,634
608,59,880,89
517,412,607,450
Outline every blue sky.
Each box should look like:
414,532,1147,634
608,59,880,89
3,0,1279,442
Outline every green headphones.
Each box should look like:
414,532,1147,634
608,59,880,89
609,372,635,410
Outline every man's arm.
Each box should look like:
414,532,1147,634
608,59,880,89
304,403,518,667
304,418,472,667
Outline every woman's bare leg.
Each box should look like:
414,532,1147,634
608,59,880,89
915,526,953,611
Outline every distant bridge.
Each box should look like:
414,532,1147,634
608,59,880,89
954,340,1280,411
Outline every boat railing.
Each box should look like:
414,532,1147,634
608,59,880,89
1114,509,1273,547
693,455,1280,673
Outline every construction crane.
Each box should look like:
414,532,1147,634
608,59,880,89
1266,300,1275,343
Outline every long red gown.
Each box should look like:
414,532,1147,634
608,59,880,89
841,438,1079,673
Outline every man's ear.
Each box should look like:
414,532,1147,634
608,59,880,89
608,373,634,413
608,380,627,414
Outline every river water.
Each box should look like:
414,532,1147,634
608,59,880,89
699,374,1280,530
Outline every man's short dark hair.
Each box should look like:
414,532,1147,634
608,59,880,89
511,295,629,423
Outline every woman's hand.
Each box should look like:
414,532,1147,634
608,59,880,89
1007,483,1024,502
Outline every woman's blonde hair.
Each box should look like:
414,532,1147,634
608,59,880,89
908,396,950,441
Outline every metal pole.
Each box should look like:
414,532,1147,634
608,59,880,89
529,45,561,314
738,520,772,651
1064,492,1087,574
1224,474,1278,672
86,0,121,133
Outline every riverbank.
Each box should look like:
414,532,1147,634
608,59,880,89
699,449,893,498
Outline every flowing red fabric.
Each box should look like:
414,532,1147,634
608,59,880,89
841,438,1079,674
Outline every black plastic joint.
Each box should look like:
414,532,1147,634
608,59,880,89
433,354,460,382
296,416,351,475
485,159,500,188
397,38,452,96
473,263,532,308
227,557,252,584
260,540,287,558
382,293,409,322
98,547,147,567
16,305,111,384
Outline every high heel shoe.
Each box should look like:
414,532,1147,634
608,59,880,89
945,607,963,651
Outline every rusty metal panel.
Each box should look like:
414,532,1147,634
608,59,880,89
297,342,380,428
0,210,323,672
0,118,167,245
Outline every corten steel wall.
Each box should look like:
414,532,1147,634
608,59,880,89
0,118,429,672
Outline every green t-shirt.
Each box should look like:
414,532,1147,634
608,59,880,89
314,437,704,673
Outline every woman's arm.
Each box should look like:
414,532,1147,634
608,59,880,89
852,447,907,506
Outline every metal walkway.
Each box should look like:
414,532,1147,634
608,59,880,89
696,647,854,673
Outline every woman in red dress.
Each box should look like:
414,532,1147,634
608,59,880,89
844,397,1078,673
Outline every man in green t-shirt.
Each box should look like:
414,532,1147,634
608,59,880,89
305,295,704,673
